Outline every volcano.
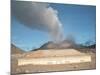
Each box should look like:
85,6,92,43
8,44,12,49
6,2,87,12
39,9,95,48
38,39,77,50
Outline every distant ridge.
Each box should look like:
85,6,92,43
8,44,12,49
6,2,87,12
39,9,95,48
32,41,96,52
32,40,77,51
11,44,25,54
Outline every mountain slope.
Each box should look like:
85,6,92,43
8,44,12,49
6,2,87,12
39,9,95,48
11,44,25,54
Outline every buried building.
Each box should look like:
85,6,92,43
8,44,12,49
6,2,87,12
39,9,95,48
18,49,91,65
11,48,96,74
11,39,96,74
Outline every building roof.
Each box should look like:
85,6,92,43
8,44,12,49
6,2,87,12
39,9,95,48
24,49,87,58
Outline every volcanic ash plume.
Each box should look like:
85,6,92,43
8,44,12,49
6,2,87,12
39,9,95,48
12,1,64,43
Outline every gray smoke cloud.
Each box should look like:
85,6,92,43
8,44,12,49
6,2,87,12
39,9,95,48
12,1,64,43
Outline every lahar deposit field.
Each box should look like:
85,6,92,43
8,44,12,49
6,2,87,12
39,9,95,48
11,49,96,74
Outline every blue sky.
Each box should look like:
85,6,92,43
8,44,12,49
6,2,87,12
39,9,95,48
11,3,96,51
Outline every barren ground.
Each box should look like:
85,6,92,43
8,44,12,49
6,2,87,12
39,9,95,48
11,49,96,74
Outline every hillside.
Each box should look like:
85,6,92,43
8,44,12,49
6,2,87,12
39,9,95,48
36,40,76,50
11,44,25,54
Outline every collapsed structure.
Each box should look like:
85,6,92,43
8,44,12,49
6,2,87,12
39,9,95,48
18,49,91,65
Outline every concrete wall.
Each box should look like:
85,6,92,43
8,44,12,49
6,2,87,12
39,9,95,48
18,55,91,66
